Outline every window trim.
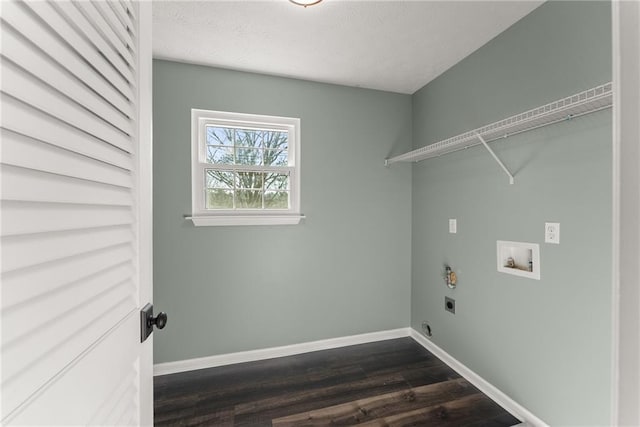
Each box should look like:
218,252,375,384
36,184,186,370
190,109,303,226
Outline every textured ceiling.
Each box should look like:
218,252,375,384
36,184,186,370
153,1,544,94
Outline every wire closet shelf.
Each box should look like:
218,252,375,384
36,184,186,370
385,82,613,166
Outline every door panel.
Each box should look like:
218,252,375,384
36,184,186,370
0,0,152,424
8,314,140,426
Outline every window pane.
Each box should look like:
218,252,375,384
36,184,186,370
263,149,288,166
236,190,262,209
236,148,262,165
262,131,288,150
264,191,289,209
206,126,233,146
265,173,289,190
206,189,233,209
235,129,263,147
206,146,234,164
206,170,234,189
236,171,263,189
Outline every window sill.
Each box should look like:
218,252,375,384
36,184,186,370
187,214,305,227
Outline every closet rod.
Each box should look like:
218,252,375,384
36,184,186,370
385,82,612,166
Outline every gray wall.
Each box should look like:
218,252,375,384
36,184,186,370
410,2,612,426
153,60,412,364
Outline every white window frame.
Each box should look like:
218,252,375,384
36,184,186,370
190,109,302,226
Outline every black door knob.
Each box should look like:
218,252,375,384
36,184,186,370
150,312,167,330
140,303,168,342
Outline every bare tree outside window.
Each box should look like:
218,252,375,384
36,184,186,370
204,126,290,210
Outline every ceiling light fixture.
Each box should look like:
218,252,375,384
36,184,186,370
289,0,323,8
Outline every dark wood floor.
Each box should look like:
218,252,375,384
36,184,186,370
154,337,521,426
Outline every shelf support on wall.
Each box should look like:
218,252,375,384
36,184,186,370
475,132,514,185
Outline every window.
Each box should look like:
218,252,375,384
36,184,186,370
190,109,302,226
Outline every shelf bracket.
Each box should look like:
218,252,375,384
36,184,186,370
475,132,514,185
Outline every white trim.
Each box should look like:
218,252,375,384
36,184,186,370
410,329,549,427
612,1,640,425
154,328,410,376
188,214,305,226
611,3,621,425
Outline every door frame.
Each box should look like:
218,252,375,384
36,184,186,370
611,0,640,425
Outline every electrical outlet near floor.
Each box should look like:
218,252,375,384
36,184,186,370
445,297,456,314
421,321,432,337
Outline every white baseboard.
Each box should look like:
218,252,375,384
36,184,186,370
154,327,411,376
409,329,549,427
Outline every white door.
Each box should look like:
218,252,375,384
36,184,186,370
1,0,153,425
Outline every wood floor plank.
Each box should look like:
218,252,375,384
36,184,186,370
154,404,196,425
357,393,509,427
271,378,478,426
236,373,408,415
400,363,462,387
194,365,367,416
181,409,235,427
233,372,409,422
465,411,524,427
202,363,363,400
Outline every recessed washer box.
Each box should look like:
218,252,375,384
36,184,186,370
497,240,540,280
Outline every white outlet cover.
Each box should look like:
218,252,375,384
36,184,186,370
449,219,457,234
545,222,560,244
